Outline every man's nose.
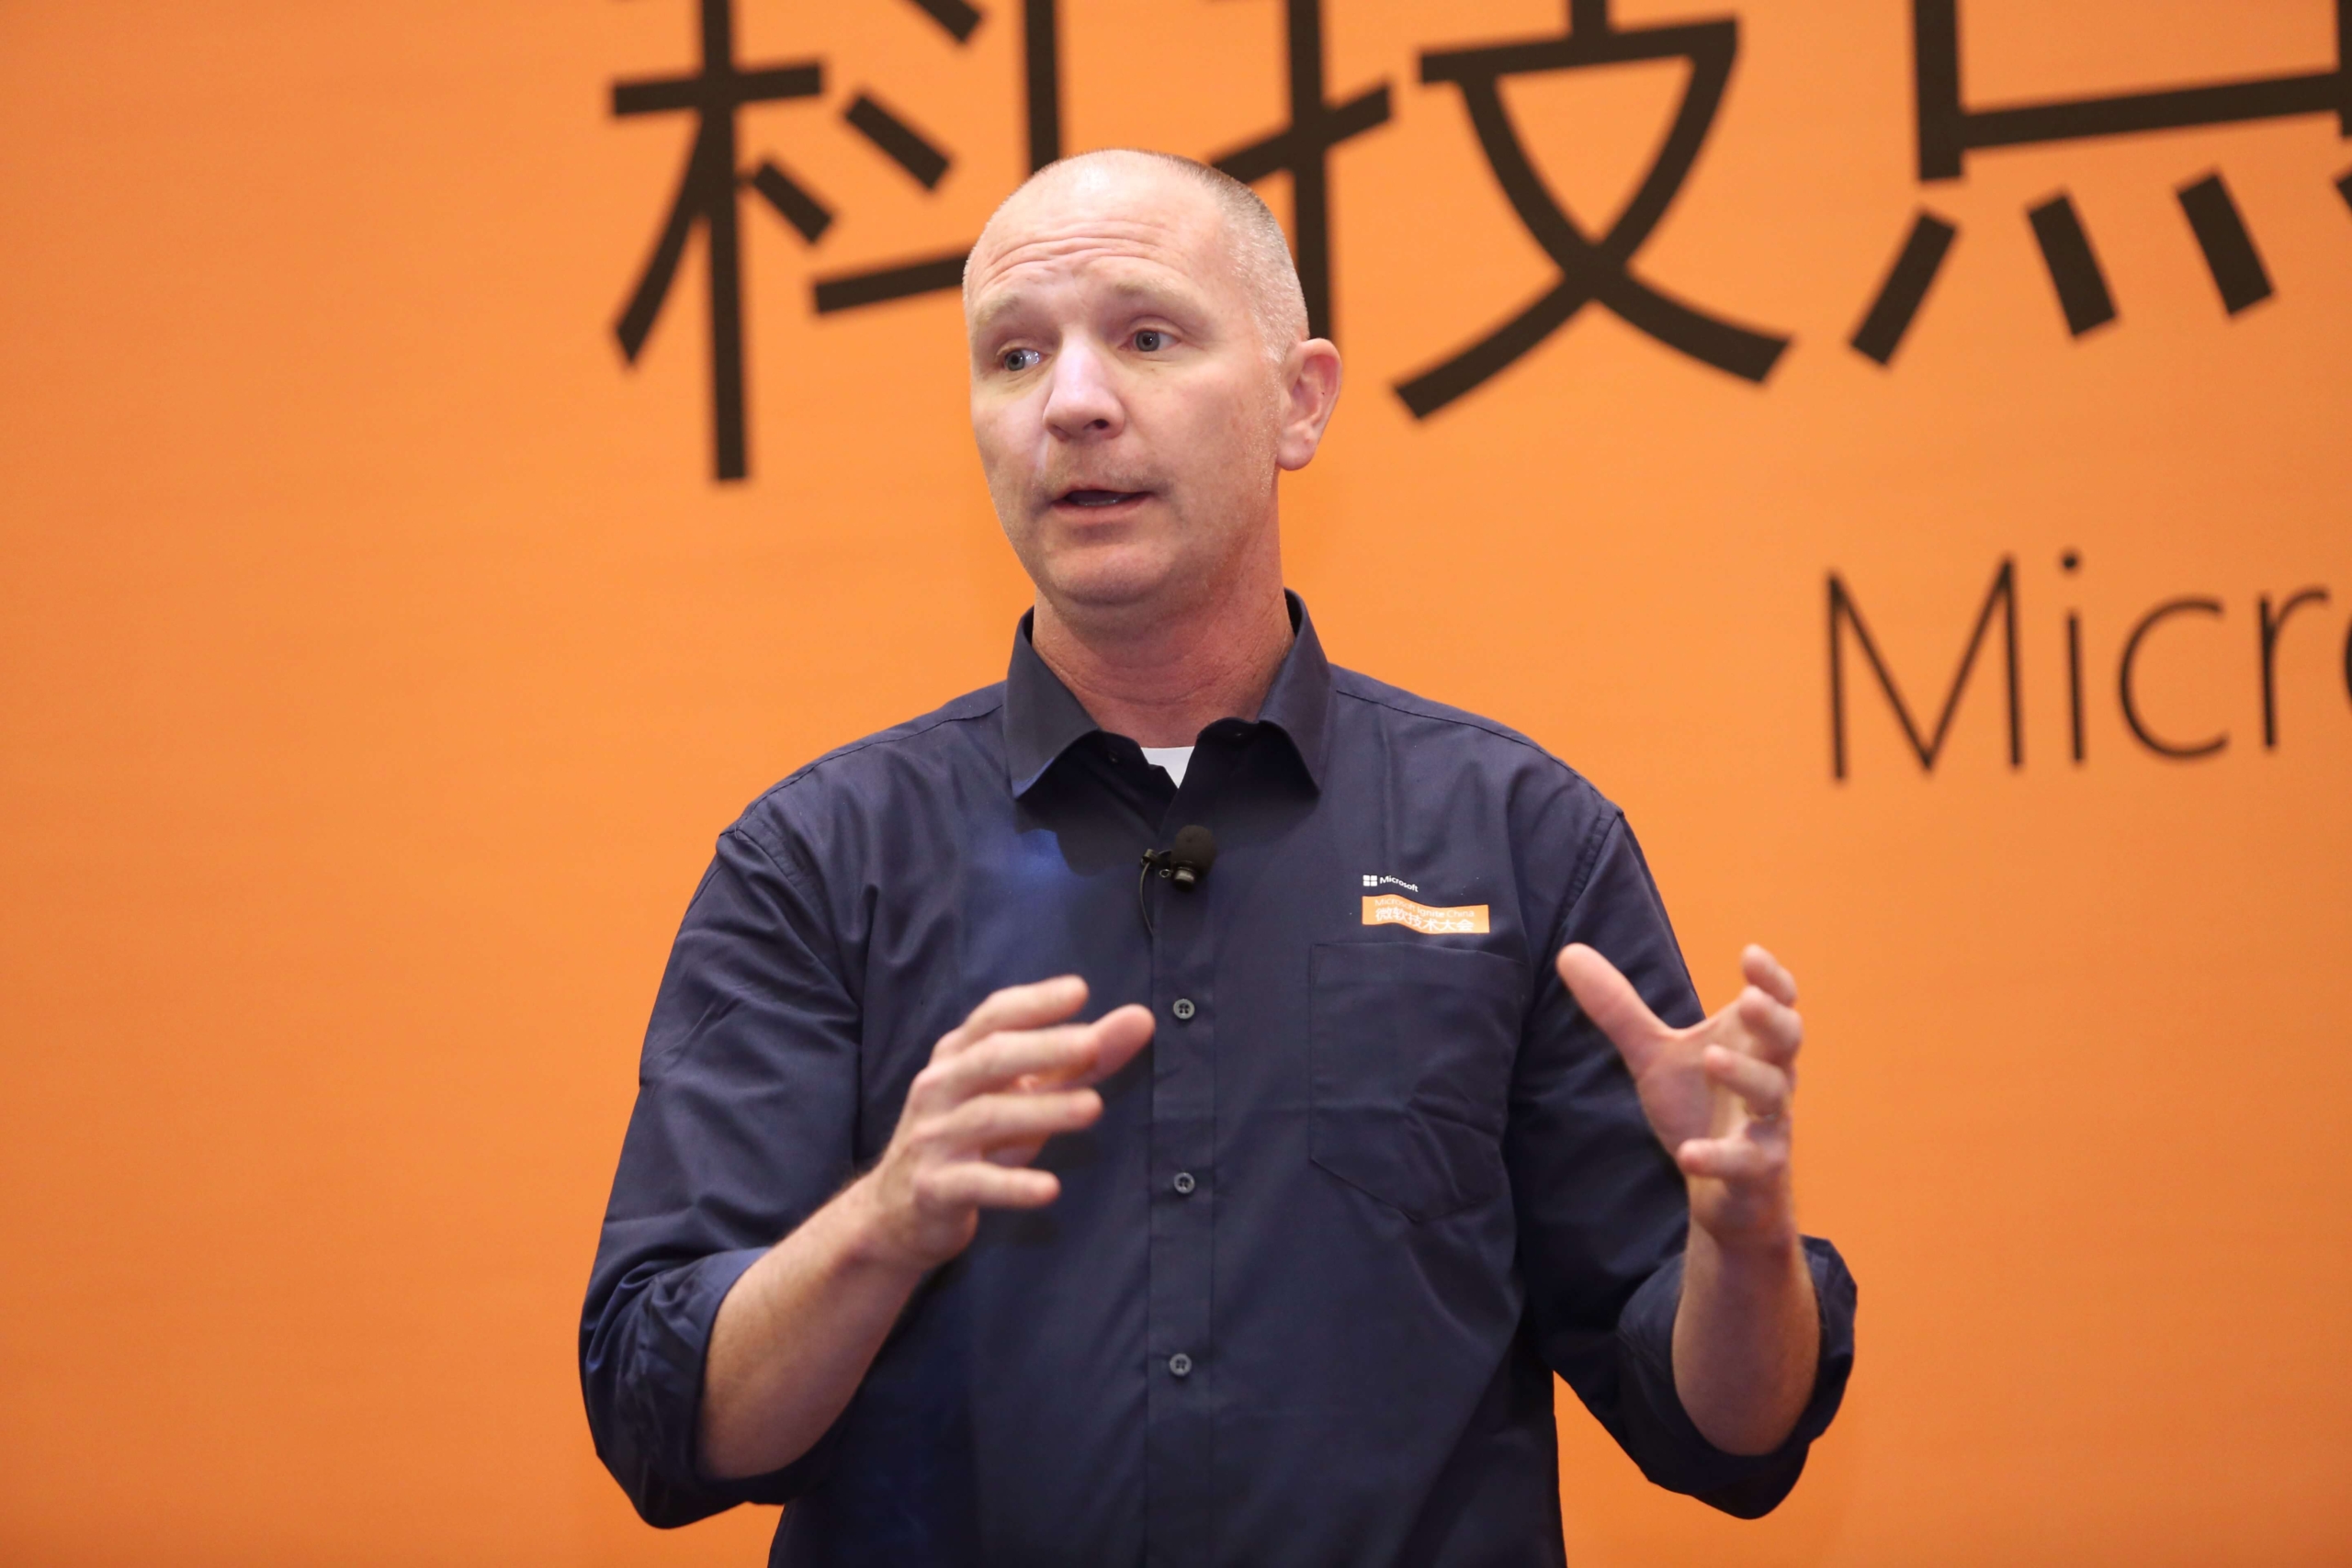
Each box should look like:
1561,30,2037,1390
1042,340,1125,440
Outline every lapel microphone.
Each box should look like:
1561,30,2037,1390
1138,825,1218,934
1159,825,1217,889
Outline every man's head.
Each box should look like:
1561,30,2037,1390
963,150,1341,634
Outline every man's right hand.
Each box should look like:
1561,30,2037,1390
850,976,1155,1271
700,976,1153,1479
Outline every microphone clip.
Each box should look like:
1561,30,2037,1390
1140,847,1204,891
1137,824,1218,936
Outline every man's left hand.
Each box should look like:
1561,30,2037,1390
1556,942,1803,1252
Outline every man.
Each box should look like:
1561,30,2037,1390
582,149,1855,1565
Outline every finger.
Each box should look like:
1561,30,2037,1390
1730,988,1804,1068
1741,945,1797,1008
936,976,1090,1058
1005,1008,1151,1091
1060,1004,1154,1087
1702,1045,1791,1122
926,1022,1104,1103
933,1088,1103,1155
1556,944,1668,1073
1675,1136,1787,1184
916,1162,1061,1211
940,1004,1156,1103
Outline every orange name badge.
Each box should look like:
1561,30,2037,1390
1362,894,1490,935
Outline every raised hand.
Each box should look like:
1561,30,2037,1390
699,976,1152,1478
1555,942,1803,1252
858,976,1155,1270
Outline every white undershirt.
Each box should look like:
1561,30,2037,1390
1140,745,1194,787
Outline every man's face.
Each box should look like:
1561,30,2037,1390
965,162,1283,621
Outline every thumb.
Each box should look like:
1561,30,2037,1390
1556,943,1667,1072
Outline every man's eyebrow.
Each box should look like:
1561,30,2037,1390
969,291,1031,339
1094,276,1207,315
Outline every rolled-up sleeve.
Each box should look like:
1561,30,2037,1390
579,818,863,1528
1610,1236,1858,1515
1508,810,1858,1516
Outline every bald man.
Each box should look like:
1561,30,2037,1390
582,151,1855,1566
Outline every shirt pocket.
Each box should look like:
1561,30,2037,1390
1307,942,1525,1222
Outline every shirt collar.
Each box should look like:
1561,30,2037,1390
1003,590,1333,797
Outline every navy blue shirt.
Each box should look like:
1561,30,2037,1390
582,596,1855,1566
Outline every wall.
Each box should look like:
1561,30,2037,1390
3,1,2347,1562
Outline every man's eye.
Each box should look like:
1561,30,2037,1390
1001,348,1041,372
1133,329,1168,353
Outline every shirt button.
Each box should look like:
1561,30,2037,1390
1168,1352,1193,1379
1171,998,1196,1021
1171,1171,1197,1196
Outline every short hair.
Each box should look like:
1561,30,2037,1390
967,149,1309,357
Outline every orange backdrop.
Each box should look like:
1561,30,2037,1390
4,2,2349,1563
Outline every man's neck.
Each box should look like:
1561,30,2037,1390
1030,580,1295,750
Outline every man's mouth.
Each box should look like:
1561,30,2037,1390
1056,488,1148,510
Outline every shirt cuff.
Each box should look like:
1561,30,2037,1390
1611,1234,1859,1517
590,1246,840,1527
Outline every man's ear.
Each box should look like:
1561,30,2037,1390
1275,339,1343,472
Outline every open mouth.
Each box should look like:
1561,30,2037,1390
1056,488,1148,510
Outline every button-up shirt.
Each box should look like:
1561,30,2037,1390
581,596,1857,1566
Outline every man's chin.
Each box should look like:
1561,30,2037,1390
1031,543,1190,619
